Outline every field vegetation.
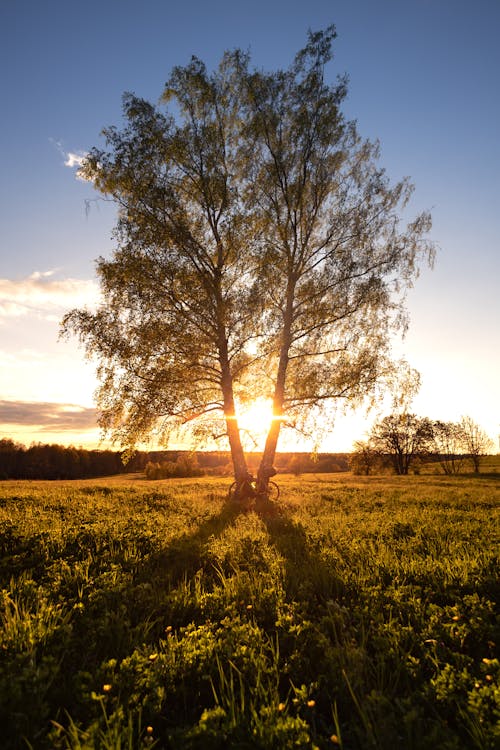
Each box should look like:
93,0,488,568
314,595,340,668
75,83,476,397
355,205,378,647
0,472,499,749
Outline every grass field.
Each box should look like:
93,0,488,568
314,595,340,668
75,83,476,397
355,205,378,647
0,472,499,749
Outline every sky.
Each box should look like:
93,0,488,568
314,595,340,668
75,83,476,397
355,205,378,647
1,0,499,453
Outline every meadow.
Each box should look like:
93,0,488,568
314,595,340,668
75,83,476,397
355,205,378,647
0,471,498,749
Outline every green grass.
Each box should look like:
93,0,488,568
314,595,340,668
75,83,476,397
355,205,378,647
0,473,499,749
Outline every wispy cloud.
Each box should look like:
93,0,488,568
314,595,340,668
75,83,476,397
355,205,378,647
0,271,99,323
50,138,88,176
64,151,87,168
0,400,98,431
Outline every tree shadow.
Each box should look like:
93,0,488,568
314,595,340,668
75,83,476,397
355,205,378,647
3,495,261,746
50,497,245,683
52,494,347,689
260,509,346,605
136,497,242,588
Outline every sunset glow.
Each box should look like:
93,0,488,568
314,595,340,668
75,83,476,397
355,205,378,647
237,399,276,446
0,2,499,454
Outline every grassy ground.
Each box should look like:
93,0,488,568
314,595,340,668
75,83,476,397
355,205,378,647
0,472,499,749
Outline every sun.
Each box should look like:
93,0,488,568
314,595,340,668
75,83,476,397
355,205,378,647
237,398,274,442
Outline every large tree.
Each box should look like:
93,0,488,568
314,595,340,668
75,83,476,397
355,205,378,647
63,27,434,495
64,55,257,482
236,33,434,489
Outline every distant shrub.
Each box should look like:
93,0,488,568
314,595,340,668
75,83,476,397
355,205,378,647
279,453,349,475
145,454,204,479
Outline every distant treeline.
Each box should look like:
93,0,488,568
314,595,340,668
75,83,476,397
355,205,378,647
0,438,349,480
0,439,124,480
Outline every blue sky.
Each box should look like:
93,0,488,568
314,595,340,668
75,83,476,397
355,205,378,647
1,0,499,451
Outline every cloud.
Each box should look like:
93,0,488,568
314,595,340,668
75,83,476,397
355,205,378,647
0,400,98,431
50,138,88,178
0,345,98,409
64,151,87,168
0,271,99,323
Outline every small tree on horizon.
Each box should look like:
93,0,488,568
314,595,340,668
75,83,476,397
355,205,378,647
459,415,493,473
62,27,434,497
367,413,434,475
431,420,467,474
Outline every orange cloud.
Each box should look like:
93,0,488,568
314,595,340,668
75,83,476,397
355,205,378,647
0,400,98,431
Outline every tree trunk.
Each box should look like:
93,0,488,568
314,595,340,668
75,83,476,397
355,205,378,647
225,410,248,482
213,265,249,484
218,334,248,483
257,276,295,494
257,414,282,492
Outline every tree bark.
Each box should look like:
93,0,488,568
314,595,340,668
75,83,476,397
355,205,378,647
211,262,249,484
218,331,248,483
257,277,295,493
225,409,248,482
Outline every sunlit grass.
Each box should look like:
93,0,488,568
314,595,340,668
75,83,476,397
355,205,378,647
0,472,498,748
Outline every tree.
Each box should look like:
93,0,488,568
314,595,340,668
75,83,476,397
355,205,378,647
237,33,434,490
62,28,434,495
349,440,380,475
63,55,256,484
459,415,493,473
368,413,433,475
0,438,24,479
431,420,467,474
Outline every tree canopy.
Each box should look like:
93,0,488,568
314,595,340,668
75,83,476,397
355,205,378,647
62,26,434,492
368,413,434,475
